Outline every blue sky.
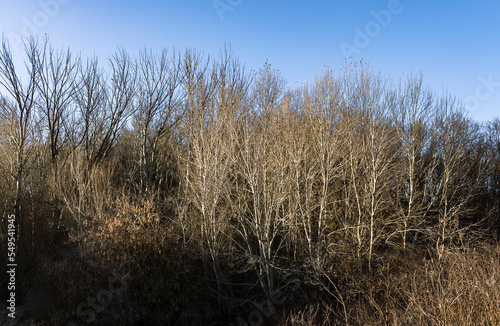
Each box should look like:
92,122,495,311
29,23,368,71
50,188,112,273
1,0,499,122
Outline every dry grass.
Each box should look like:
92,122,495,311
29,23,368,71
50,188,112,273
3,212,500,325
273,244,500,326
403,246,500,326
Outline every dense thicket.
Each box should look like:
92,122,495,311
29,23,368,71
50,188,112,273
1,38,500,325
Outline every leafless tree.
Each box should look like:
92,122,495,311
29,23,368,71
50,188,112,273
286,69,348,267
60,49,137,240
72,57,107,170
485,119,500,228
430,97,488,257
228,62,287,298
0,37,40,249
339,65,397,267
134,48,183,197
390,74,436,248
31,38,79,236
34,39,78,183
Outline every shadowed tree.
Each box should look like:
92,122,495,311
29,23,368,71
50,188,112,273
134,48,183,197
59,49,137,240
32,38,79,235
0,37,40,251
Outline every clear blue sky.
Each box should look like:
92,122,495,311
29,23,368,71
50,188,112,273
1,0,499,122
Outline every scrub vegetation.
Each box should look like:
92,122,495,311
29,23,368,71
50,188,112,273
1,38,500,325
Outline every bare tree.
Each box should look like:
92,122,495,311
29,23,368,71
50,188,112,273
229,62,287,298
485,119,500,229
0,37,40,250
430,97,488,258
31,38,79,236
70,51,136,169
340,65,397,267
60,49,137,240
280,87,316,261
180,48,223,286
390,74,436,248
134,48,183,197
308,70,348,267
34,39,79,184
180,48,252,304
73,57,107,169
104,48,138,158
285,69,347,267
179,48,215,253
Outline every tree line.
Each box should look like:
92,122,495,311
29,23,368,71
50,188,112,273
1,37,500,323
